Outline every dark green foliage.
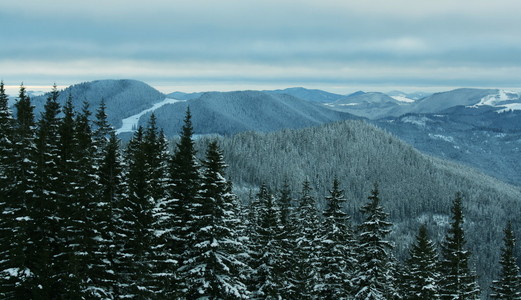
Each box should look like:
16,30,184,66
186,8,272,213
182,141,249,299
33,85,66,298
354,183,396,300
10,86,521,299
490,222,521,299
316,178,356,299
92,102,122,298
293,180,322,299
275,180,299,299
439,192,480,300
116,116,168,298
404,224,440,299
9,85,37,298
249,184,285,299
0,82,22,299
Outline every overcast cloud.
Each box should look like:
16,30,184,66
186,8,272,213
2,0,521,93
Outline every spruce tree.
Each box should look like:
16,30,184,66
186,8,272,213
275,179,298,299
249,184,284,299
117,126,150,297
404,224,440,299
10,85,37,298
0,81,21,299
294,179,322,299
167,107,201,296
73,102,105,298
354,183,396,300
317,178,356,299
56,94,85,299
99,132,125,299
181,141,249,299
91,100,120,298
490,221,521,299
33,85,66,298
439,192,480,300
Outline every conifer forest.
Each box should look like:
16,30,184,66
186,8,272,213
1,83,521,299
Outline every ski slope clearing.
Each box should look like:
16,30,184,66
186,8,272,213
116,98,185,134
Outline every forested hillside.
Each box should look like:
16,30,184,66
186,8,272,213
30,79,165,128
2,83,520,299
142,90,358,135
194,120,521,293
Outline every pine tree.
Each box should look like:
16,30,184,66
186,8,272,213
116,126,149,298
354,183,396,300
404,224,440,299
33,85,66,298
275,179,298,299
293,179,322,299
10,85,37,298
73,102,107,298
490,221,521,299
93,99,111,147
182,141,249,299
249,184,284,299
316,178,356,299
98,132,124,299
0,81,22,299
55,94,85,299
90,100,120,299
439,192,480,300
166,108,201,296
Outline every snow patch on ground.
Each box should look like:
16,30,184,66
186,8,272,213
116,98,185,134
428,134,454,143
497,103,521,113
337,103,359,106
390,95,415,103
400,115,430,126
470,90,521,112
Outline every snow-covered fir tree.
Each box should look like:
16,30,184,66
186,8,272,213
490,221,521,299
439,192,480,300
9,85,37,298
116,121,163,298
163,108,202,297
181,141,250,299
248,184,285,299
404,224,440,299
293,179,322,299
275,180,299,299
33,86,68,298
316,178,356,299
89,100,120,298
0,81,22,299
354,183,397,300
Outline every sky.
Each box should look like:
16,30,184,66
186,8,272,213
2,0,521,95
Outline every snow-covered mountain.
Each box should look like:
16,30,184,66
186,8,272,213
137,90,360,136
265,87,345,103
325,88,521,119
378,106,521,185
22,80,521,185
386,90,430,101
30,79,165,128
325,91,415,119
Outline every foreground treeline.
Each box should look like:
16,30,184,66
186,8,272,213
0,83,520,299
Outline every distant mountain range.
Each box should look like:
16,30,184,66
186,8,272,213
16,79,521,185
30,79,164,128
139,90,359,136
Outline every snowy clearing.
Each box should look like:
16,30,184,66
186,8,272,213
390,95,415,103
116,98,185,134
469,90,521,112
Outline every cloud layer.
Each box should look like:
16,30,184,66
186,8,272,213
2,0,521,92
